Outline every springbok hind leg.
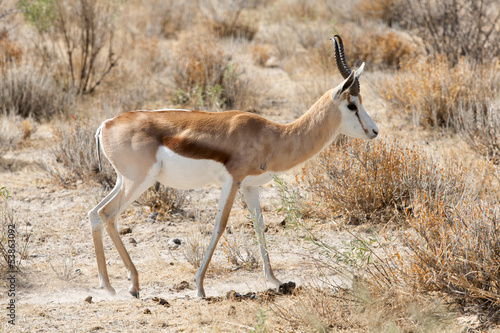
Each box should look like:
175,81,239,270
88,175,123,294
98,175,156,298
242,186,282,289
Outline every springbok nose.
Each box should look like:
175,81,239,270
372,129,379,138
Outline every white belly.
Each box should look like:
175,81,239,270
155,146,230,189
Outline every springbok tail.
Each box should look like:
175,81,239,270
95,124,103,173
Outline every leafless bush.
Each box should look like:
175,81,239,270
456,100,500,165
19,0,120,95
400,0,500,65
0,61,73,119
44,117,115,188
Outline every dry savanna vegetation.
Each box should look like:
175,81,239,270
1,0,500,331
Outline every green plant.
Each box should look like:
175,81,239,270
18,0,55,32
250,307,267,333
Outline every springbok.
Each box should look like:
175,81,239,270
88,35,379,298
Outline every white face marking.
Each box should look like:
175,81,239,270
338,96,378,140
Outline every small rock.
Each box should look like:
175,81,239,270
172,280,190,292
129,237,137,244
226,290,242,301
84,296,93,304
145,212,158,223
152,297,170,307
119,227,132,235
143,308,151,314
167,237,182,250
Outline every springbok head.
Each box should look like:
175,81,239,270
330,35,379,140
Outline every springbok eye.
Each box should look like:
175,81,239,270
347,103,357,111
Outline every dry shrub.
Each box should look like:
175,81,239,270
250,43,273,66
404,193,500,317
356,0,405,26
274,0,335,22
336,25,418,69
172,33,231,102
172,33,255,111
0,61,73,119
137,183,187,217
45,117,115,188
381,56,500,127
0,34,22,68
199,0,259,40
300,138,486,225
145,0,197,38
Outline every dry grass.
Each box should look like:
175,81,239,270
457,100,500,165
403,194,500,314
381,56,500,128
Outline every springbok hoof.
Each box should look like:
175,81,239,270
129,291,140,299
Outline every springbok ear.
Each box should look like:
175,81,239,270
355,62,365,79
332,71,356,100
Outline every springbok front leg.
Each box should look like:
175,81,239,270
195,179,240,298
242,186,282,289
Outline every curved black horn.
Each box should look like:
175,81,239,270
331,35,360,96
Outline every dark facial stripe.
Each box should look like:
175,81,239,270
354,111,369,134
